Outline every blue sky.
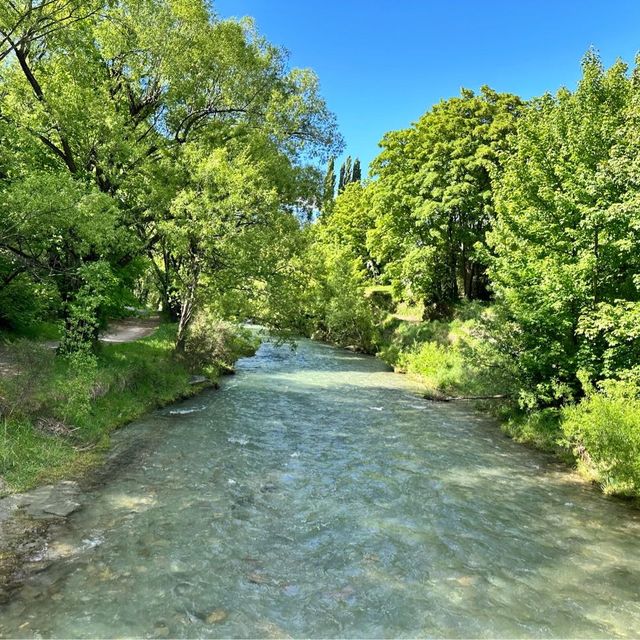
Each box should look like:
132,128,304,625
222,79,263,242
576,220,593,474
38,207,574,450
214,0,640,175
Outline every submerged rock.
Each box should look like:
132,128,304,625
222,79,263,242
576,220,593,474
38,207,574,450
247,571,270,585
23,482,81,519
153,623,170,638
206,609,228,624
41,500,81,518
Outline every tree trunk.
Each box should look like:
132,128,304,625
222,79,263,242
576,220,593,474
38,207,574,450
161,285,181,322
174,256,200,353
151,247,181,321
175,292,195,353
447,216,458,302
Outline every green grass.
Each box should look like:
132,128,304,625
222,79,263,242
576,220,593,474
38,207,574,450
500,407,564,452
0,320,62,343
377,301,507,398
0,323,254,494
1,420,77,490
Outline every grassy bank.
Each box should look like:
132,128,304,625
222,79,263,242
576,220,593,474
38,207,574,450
0,322,257,494
369,301,640,499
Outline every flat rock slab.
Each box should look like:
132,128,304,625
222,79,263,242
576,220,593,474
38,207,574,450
0,480,82,602
31,500,81,518
3,481,81,521
188,375,208,385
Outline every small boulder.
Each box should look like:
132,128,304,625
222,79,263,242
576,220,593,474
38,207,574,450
206,609,228,624
247,571,269,585
42,500,80,518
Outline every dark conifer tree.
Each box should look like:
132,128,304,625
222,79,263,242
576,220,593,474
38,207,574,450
322,157,336,213
343,156,353,189
352,158,362,183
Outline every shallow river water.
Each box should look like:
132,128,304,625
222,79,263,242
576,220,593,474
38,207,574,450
2,339,640,638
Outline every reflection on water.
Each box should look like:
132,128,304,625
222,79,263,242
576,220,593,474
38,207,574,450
2,339,640,638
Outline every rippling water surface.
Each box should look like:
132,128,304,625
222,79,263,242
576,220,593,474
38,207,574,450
2,339,640,638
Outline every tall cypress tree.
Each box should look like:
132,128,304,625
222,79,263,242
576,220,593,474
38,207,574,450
338,155,361,193
322,157,336,210
352,158,362,183
343,156,353,190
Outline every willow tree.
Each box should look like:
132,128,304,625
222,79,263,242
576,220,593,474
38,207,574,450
0,0,340,346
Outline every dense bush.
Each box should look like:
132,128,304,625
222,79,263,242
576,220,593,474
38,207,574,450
304,241,381,352
183,312,258,372
378,303,518,398
562,379,640,494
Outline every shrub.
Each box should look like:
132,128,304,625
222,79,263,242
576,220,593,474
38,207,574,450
399,340,465,392
183,312,258,372
381,303,518,398
502,408,563,451
561,378,640,495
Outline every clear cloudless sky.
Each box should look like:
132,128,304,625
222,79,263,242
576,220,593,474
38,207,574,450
213,0,640,175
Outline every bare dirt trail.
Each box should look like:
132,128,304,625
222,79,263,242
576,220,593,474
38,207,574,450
98,315,160,343
0,316,161,376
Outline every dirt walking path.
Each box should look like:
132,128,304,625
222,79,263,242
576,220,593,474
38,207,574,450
0,316,161,376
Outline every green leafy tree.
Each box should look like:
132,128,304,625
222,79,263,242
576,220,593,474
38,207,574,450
316,181,375,271
488,52,633,405
368,87,521,315
0,0,341,347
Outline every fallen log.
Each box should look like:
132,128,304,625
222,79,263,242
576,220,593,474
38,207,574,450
424,393,511,402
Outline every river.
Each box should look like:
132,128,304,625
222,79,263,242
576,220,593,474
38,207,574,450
1,339,640,638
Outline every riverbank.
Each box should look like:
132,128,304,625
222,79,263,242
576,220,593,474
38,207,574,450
375,305,640,500
0,320,259,602
0,322,258,495
311,296,640,501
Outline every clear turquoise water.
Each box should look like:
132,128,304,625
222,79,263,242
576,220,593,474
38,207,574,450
2,339,640,638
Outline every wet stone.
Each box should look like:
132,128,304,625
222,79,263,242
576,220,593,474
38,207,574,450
206,609,228,624
247,571,270,585
0,487,70,604
153,623,170,638
42,501,81,518
20,481,81,520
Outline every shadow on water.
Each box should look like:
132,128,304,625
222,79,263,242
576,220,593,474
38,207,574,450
1,338,640,638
